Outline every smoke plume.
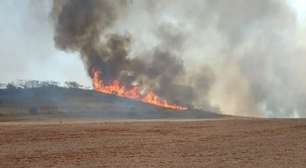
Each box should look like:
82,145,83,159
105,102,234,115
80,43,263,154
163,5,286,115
51,0,192,106
51,0,306,117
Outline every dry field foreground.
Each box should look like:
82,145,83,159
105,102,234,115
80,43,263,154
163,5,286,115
0,119,306,168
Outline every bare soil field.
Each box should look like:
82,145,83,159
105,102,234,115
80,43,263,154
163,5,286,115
1,119,306,168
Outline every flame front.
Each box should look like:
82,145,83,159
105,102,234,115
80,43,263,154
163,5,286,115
92,68,187,110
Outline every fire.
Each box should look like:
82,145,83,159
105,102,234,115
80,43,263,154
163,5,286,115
91,68,187,110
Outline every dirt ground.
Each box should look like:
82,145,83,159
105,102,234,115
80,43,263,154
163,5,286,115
0,119,306,168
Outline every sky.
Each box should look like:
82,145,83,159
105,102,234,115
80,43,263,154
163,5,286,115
289,0,306,24
0,0,90,86
0,0,305,87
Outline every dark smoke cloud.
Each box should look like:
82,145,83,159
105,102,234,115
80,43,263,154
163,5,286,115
53,0,127,51
51,0,192,105
52,0,133,82
51,0,306,117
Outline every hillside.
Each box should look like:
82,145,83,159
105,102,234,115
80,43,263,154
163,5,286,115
0,87,223,120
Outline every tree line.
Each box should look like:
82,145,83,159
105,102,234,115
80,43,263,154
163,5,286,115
0,80,90,90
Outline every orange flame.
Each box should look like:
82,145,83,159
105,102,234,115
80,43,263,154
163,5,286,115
91,68,187,110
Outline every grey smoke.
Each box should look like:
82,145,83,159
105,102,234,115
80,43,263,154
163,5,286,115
51,0,306,117
51,0,192,106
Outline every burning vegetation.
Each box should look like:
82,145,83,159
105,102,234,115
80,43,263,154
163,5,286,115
92,68,187,110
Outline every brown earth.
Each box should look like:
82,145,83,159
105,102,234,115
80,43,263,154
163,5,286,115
0,119,306,168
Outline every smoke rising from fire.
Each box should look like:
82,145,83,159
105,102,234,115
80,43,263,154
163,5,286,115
51,0,191,107
51,0,306,117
